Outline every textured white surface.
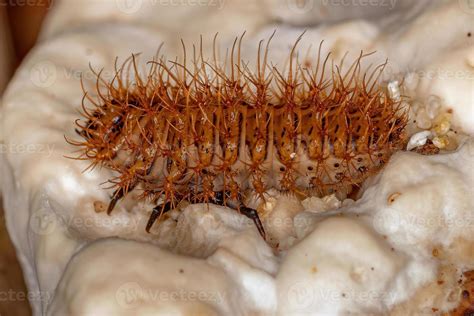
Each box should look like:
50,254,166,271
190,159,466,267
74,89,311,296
48,238,270,315
417,45,474,134
277,217,406,315
0,0,473,315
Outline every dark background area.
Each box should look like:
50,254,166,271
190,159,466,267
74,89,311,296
1,1,50,315
3,0,50,62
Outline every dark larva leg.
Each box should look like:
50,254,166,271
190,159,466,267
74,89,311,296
145,202,173,233
146,201,173,233
210,191,226,206
239,206,266,240
107,188,124,214
146,191,227,234
210,191,266,240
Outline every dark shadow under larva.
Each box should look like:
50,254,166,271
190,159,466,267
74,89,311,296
67,35,408,239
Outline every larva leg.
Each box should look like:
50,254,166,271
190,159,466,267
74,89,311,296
211,191,266,240
145,191,227,233
107,188,124,214
239,205,266,240
146,201,173,233
107,176,139,214
210,191,226,206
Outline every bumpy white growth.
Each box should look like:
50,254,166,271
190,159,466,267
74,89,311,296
357,139,474,313
360,140,474,263
417,46,474,134
48,239,253,315
1,1,473,315
277,217,406,315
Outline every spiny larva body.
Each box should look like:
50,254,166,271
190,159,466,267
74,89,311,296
69,36,408,237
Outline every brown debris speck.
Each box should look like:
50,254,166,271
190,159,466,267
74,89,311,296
412,139,440,155
388,192,401,204
93,201,107,213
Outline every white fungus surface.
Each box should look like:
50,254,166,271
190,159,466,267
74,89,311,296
0,0,473,315
277,217,406,315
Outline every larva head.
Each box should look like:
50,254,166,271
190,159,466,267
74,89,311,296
69,36,408,214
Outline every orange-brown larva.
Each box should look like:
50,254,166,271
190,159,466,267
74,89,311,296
68,35,408,238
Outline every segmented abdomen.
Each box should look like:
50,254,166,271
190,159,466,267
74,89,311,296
71,42,407,209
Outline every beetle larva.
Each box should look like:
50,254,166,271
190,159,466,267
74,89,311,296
68,35,408,239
